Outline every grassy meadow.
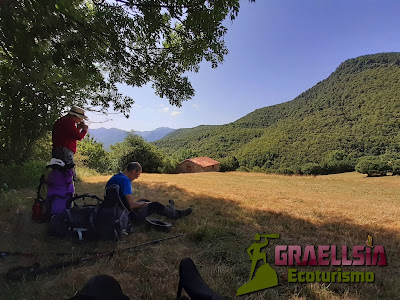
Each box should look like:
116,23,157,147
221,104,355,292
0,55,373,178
0,171,399,299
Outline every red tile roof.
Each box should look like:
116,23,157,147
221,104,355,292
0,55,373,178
180,157,220,167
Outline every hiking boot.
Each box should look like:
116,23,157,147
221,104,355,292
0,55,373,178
167,199,175,210
177,207,192,218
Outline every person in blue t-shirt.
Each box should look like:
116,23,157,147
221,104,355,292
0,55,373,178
106,162,192,225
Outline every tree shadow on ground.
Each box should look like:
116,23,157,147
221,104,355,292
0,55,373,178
0,179,398,299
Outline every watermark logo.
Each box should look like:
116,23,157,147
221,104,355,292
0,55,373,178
237,233,280,296
238,234,387,296
366,234,374,248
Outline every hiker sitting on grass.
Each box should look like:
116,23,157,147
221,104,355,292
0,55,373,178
106,162,192,225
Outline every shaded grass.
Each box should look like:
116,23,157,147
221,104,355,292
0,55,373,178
0,172,399,299
0,161,46,190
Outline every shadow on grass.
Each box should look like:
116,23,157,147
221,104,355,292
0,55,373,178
0,179,399,299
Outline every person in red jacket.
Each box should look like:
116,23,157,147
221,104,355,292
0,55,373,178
52,106,88,174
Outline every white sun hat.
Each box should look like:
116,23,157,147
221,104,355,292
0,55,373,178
68,105,88,120
47,158,66,167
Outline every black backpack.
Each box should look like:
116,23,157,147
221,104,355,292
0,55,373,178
48,185,131,241
94,184,131,241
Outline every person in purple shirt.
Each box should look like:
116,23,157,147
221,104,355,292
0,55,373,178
106,162,192,225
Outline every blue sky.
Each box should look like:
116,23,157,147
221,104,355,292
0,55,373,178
88,0,400,132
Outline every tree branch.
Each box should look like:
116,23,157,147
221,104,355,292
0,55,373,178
114,0,195,9
0,30,13,58
0,42,13,59
66,9,182,55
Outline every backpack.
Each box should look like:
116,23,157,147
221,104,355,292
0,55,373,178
48,186,131,241
93,184,131,241
32,163,74,222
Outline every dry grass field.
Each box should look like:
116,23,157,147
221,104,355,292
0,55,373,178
0,171,399,299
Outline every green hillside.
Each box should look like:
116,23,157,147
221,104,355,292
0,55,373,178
154,53,400,172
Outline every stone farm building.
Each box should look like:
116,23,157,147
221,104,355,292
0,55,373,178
178,157,220,173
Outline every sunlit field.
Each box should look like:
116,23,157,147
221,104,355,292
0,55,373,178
1,172,399,299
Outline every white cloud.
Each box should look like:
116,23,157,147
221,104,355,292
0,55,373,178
170,111,182,116
158,106,170,112
192,103,200,110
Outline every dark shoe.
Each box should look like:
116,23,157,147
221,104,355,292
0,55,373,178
167,199,175,210
177,208,192,218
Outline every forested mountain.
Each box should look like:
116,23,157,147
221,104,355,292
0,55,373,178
154,53,400,172
138,127,176,142
89,127,175,150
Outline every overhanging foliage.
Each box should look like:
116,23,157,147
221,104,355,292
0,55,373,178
0,0,254,163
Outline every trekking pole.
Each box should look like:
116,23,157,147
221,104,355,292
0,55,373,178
1,233,187,260
6,234,184,281
1,250,106,258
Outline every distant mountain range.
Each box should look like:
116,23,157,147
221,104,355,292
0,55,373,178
89,127,176,150
154,52,400,172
